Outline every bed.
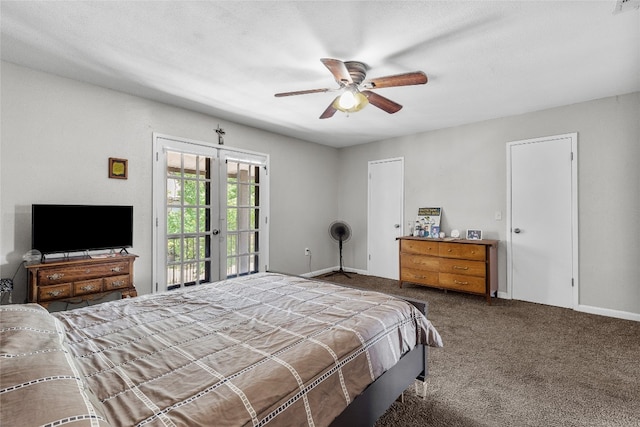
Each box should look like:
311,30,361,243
1,272,442,426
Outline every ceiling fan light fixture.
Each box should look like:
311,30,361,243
338,90,356,109
334,90,368,113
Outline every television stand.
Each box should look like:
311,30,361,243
26,253,138,310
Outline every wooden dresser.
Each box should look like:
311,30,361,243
26,254,138,309
398,237,498,304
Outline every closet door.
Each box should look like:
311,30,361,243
507,133,578,308
368,158,404,279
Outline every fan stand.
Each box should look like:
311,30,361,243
325,239,351,279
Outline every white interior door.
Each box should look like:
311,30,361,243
368,158,404,279
507,133,578,308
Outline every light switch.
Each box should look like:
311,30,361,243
494,211,502,221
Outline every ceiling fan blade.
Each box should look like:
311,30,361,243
361,91,403,114
321,58,352,85
319,96,340,119
275,88,332,97
364,71,427,89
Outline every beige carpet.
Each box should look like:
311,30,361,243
315,272,640,427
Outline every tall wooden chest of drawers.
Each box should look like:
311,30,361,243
26,254,138,309
398,237,498,304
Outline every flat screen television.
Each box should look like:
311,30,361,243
32,204,133,254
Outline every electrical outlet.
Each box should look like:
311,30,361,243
494,211,502,221
304,248,311,256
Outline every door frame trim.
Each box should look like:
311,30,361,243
505,133,579,307
367,157,404,278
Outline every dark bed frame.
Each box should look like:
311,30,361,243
329,297,429,427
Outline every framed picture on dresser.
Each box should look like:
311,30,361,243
466,229,482,240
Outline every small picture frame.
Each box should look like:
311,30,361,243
109,158,128,179
466,229,482,240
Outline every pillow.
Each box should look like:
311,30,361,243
1,304,112,426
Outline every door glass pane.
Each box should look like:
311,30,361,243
198,181,208,205
227,208,237,231
167,178,181,205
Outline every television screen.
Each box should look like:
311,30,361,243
32,204,133,254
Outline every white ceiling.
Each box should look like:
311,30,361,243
1,1,639,148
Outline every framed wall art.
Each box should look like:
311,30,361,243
109,157,128,179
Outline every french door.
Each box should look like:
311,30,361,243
153,134,269,293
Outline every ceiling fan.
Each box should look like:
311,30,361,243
274,58,427,119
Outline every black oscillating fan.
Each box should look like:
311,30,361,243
327,220,352,278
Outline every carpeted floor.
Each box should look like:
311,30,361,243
314,272,640,427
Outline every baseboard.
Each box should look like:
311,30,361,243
300,268,333,278
496,292,638,321
301,267,367,278
577,304,640,322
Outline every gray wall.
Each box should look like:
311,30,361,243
337,92,640,317
0,61,339,302
2,60,638,318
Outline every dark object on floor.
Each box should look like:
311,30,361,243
326,220,352,278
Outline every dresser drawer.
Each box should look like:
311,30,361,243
101,262,130,276
439,273,486,293
439,259,486,277
38,269,70,286
400,268,439,286
401,239,439,255
74,278,103,296
38,283,72,301
105,275,130,290
439,243,485,261
401,254,439,271
38,261,130,285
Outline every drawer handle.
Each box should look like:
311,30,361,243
110,280,124,288
454,280,469,286
111,266,123,272
46,290,63,297
80,285,96,292
453,266,469,270
447,249,452,252
46,273,64,280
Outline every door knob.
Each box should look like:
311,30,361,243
394,224,400,228
513,228,521,234
212,229,220,235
